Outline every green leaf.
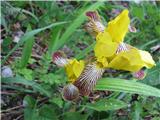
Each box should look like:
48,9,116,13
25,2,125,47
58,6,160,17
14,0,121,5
131,101,142,120
38,105,58,120
140,39,159,49
2,84,34,93
63,112,88,120
14,7,39,22
84,98,127,111
2,21,68,64
52,2,104,52
142,62,160,86
20,25,34,68
17,68,33,80
24,96,38,120
23,95,36,108
48,27,61,54
130,4,144,20
1,77,51,97
96,78,160,97
49,97,63,108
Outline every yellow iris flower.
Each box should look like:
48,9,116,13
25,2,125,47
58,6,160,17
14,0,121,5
65,59,85,83
94,9,155,72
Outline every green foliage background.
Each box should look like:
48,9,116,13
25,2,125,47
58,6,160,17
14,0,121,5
1,1,160,120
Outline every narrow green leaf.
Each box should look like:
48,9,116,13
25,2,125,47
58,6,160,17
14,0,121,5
1,77,51,97
140,39,159,49
96,78,160,97
14,7,39,22
20,25,34,68
52,2,104,52
0,14,8,32
84,98,127,111
2,85,34,93
48,27,61,54
2,21,68,64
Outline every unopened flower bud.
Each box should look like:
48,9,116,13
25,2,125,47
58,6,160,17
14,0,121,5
62,84,79,101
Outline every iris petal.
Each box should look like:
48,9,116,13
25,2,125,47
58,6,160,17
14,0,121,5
108,49,155,72
65,59,85,83
106,9,130,43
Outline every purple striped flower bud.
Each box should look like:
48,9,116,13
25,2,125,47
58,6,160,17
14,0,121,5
62,84,79,101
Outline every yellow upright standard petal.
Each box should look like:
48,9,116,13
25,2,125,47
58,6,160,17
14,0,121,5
106,9,130,43
95,31,118,58
65,59,85,83
94,31,118,68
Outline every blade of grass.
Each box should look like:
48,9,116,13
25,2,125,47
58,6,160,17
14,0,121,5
2,21,68,64
20,25,34,68
1,77,51,97
14,7,39,22
48,27,62,54
96,78,160,97
52,2,104,52
2,85,35,93
140,39,159,49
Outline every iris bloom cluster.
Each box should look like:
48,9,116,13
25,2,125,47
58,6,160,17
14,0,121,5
53,9,155,101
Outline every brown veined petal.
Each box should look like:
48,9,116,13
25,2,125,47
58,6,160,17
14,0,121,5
52,51,69,67
74,63,104,96
116,42,130,54
62,84,79,101
86,11,100,21
85,11,105,37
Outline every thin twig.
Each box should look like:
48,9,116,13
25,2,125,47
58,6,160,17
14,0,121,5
1,91,17,95
15,114,23,120
1,105,24,113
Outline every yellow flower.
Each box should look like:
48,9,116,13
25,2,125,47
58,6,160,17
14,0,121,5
106,9,130,43
65,59,85,83
93,9,155,71
94,31,118,67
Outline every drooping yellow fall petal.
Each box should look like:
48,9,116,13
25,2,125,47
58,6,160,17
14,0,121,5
65,59,85,83
108,49,155,72
139,50,156,68
106,9,130,43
